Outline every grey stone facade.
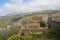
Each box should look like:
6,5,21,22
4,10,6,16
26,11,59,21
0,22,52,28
48,16,60,29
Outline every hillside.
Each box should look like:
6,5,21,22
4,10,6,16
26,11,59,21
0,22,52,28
0,10,60,28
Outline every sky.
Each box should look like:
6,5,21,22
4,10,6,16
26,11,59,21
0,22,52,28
0,0,60,16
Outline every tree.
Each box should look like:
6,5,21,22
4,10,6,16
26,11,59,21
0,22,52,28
40,21,46,27
7,34,21,40
9,26,20,34
7,34,32,40
46,29,56,38
31,34,42,40
46,29,60,40
0,26,21,40
0,34,5,40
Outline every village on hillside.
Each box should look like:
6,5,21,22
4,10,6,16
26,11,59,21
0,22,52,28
0,12,60,40
18,13,60,35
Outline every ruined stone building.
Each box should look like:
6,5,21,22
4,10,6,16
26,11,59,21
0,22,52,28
18,16,48,34
48,15,60,30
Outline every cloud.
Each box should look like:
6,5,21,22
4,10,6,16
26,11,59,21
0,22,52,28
0,9,2,12
0,0,60,16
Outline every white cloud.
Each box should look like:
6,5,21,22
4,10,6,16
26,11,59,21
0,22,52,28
48,0,60,6
0,0,60,16
0,9,3,13
0,9,2,12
